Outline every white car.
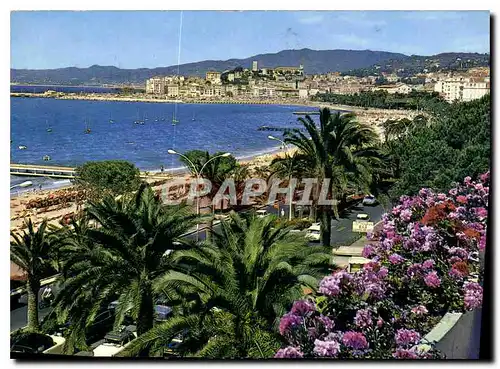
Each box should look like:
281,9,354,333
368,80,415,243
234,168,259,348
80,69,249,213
362,195,377,206
305,224,321,242
356,213,370,222
256,209,269,218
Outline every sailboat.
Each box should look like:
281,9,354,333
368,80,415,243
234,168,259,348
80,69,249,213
191,112,196,121
46,119,52,133
172,112,179,125
84,119,91,134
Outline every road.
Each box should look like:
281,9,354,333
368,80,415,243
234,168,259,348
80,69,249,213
10,202,385,332
11,283,62,332
260,201,385,246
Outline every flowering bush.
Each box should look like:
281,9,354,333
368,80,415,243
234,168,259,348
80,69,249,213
275,172,488,359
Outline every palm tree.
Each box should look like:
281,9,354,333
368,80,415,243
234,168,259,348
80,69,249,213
11,219,58,332
49,184,200,352
284,108,382,247
120,211,333,358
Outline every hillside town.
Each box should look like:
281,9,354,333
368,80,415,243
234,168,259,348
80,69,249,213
145,61,490,103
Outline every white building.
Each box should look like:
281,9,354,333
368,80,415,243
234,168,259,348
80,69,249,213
146,77,165,94
205,71,221,84
434,77,490,103
252,61,258,72
166,85,179,98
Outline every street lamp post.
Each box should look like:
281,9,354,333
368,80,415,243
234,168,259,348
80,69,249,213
268,135,293,221
167,150,231,241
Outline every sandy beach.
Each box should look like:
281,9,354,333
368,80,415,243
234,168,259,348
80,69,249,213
9,149,293,233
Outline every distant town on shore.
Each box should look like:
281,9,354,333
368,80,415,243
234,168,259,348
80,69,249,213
11,48,490,104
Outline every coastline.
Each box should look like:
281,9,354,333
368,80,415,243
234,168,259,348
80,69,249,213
10,91,419,116
10,92,311,108
9,147,293,232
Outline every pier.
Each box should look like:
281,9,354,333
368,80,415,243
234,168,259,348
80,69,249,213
257,126,306,132
10,163,169,180
292,111,320,115
11,164,76,179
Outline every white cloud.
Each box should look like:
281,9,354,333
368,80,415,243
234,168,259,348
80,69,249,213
298,14,324,25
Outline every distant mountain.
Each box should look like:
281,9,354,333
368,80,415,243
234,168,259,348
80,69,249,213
342,52,490,77
10,49,489,86
11,49,407,86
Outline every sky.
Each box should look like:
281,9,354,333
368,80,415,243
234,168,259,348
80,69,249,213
10,10,490,69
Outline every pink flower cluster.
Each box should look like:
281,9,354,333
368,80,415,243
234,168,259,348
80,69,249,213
275,172,488,359
275,346,304,358
463,282,483,310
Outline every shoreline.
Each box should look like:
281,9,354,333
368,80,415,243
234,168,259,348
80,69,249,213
9,147,292,232
10,92,312,108
10,91,420,115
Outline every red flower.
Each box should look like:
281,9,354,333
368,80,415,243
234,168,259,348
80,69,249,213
452,261,469,277
463,228,481,241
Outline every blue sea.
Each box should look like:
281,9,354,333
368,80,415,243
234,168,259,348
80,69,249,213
11,97,314,193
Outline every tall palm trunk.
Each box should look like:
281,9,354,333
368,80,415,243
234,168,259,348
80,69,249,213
320,169,333,248
320,209,332,248
136,280,154,336
234,317,247,358
310,182,319,222
27,278,41,332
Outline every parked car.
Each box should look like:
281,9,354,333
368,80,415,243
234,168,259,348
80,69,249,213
305,223,321,242
362,195,377,206
85,308,116,345
11,332,55,354
255,209,269,218
356,213,370,222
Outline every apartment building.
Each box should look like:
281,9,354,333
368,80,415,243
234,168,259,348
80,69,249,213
166,85,179,98
373,83,413,94
205,71,222,84
252,86,275,98
330,83,366,95
146,77,166,94
203,84,224,97
434,76,490,103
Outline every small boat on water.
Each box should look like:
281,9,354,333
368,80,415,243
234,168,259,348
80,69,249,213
18,145,27,150
172,112,179,125
84,118,91,134
47,128,53,133
43,155,51,161
109,119,115,124
192,113,196,121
